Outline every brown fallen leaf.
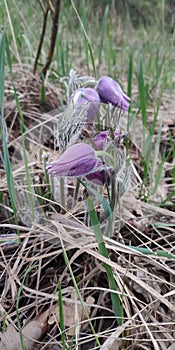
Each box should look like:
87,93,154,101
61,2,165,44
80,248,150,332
48,287,95,336
0,308,50,350
0,288,95,349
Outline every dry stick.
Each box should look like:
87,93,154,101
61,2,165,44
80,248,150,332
37,0,46,13
40,0,61,76
45,0,55,16
33,7,49,75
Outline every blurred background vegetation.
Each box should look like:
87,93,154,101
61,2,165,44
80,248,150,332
1,0,175,77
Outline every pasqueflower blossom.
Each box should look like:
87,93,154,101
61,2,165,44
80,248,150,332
47,142,112,186
71,87,100,123
47,143,99,178
96,76,130,111
93,131,109,150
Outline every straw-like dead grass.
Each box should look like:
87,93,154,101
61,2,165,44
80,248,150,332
0,66,175,349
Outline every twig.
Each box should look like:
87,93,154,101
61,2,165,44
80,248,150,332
33,7,49,74
45,0,55,16
40,0,61,76
37,0,46,13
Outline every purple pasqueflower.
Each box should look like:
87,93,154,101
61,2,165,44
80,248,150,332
85,161,112,186
85,159,105,186
96,76,130,111
93,130,109,150
71,87,100,123
47,143,98,178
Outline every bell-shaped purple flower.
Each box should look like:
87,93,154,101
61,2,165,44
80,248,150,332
47,143,98,177
71,87,100,122
96,76,130,111
93,130,109,150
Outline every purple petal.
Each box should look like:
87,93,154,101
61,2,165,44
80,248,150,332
97,76,130,111
93,130,109,150
47,143,97,177
71,87,100,122
85,160,112,186
85,170,106,186
85,160,105,186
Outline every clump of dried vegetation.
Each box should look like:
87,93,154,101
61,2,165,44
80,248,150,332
0,1,175,349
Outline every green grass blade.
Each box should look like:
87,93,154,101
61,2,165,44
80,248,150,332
150,123,164,195
70,0,96,78
127,48,134,99
129,246,175,259
5,33,35,221
107,16,116,74
58,281,66,350
79,178,113,237
16,263,37,350
79,179,112,218
98,5,109,67
138,56,147,142
59,234,101,347
160,190,175,206
41,73,46,104
81,0,89,74
87,197,122,325
0,29,18,222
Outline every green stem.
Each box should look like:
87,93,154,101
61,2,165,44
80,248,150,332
60,177,66,213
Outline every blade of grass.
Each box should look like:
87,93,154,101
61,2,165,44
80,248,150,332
3,0,21,64
0,29,18,227
127,48,134,99
81,0,90,74
129,246,175,259
107,15,116,74
16,263,37,350
79,178,113,237
59,234,101,348
58,280,66,350
70,0,96,78
41,73,46,104
138,56,147,143
5,33,35,221
98,5,109,67
150,123,164,195
160,190,175,207
87,197,122,325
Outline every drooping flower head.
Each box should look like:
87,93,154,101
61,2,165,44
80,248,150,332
47,143,99,178
96,76,130,112
71,87,101,123
93,130,109,150
47,142,112,187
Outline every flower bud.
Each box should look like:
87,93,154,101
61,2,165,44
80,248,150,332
96,76,130,111
47,143,98,177
93,131,109,150
71,87,100,122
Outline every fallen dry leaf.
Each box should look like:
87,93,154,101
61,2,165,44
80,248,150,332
48,288,95,336
0,308,50,350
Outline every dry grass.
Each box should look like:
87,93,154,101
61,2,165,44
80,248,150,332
0,62,175,350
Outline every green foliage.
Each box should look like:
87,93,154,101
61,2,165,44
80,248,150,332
58,281,66,350
87,197,123,325
0,30,18,224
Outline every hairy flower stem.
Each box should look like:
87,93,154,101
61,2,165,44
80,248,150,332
110,174,116,212
109,174,117,237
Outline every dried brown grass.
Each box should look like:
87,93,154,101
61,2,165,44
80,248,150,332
0,67,175,349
